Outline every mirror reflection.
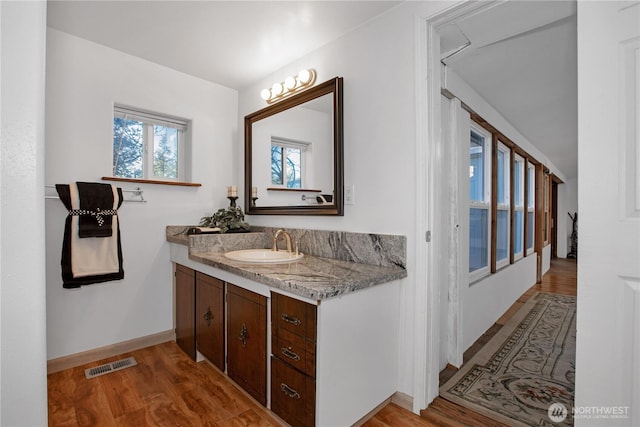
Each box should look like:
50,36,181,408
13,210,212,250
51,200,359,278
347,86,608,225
252,94,333,205
245,77,343,215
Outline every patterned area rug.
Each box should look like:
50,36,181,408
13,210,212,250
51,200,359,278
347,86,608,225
440,292,576,426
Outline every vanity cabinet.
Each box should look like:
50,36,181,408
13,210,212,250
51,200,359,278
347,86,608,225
171,241,401,427
271,292,317,427
195,272,224,371
175,264,196,361
227,283,267,406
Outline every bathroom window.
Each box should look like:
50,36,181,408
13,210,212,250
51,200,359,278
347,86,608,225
271,137,309,189
469,124,491,279
112,105,191,182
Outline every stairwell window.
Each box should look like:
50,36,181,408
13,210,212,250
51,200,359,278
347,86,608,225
469,124,492,279
112,105,191,182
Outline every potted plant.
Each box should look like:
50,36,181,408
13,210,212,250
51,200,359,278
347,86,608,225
199,206,250,233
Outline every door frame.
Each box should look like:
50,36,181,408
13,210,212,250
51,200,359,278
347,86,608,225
551,179,559,258
414,0,501,411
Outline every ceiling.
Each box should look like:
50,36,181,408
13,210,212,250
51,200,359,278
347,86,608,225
46,1,401,90
47,0,577,179
440,1,577,178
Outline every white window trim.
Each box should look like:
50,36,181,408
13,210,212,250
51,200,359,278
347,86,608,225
469,123,492,282
113,104,191,182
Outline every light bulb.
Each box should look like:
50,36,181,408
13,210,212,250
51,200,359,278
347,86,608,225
272,82,283,96
298,69,311,84
284,76,297,90
260,88,271,100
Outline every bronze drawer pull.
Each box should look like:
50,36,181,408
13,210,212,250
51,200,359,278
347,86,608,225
280,383,301,399
281,313,301,326
280,347,301,361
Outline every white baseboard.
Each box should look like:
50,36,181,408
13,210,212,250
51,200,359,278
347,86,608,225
391,391,414,411
353,391,415,426
47,329,175,374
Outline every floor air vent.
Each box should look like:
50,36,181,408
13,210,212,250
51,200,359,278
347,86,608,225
85,356,137,379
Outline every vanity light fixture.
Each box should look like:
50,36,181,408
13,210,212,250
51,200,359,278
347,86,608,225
284,76,297,90
272,82,284,96
260,69,317,104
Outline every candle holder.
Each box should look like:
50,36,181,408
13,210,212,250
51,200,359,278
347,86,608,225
227,196,238,208
251,197,258,207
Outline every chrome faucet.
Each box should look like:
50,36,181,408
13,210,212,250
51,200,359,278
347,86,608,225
272,229,293,253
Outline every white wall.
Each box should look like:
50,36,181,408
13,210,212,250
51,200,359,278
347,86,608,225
0,1,49,425
45,29,238,359
463,256,537,351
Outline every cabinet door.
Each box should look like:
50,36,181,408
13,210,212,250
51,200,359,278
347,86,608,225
175,264,196,361
196,272,224,371
227,284,267,405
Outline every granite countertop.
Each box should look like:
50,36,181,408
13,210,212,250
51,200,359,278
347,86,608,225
167,226,407,300
188,251,407,300
167,231,190,246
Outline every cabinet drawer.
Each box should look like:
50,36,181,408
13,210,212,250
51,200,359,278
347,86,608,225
272,328,315,377
271,357,315,427
271,293,317,341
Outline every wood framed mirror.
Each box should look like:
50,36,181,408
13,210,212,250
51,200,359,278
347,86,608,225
244,77,343,215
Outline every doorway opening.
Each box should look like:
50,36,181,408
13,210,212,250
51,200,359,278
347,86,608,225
417,0,577,415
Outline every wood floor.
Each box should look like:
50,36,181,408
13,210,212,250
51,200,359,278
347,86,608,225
422,258,577,427
48,259,577,427
48,342,282,426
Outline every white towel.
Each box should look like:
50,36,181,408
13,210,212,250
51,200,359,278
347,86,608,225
69,183,120,277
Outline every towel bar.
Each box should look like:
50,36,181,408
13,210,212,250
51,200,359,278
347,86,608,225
45,185,146,203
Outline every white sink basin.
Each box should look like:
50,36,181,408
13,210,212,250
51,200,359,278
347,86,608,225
224,248,304,263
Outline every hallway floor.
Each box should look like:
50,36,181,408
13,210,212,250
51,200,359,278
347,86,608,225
419,258,577,426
